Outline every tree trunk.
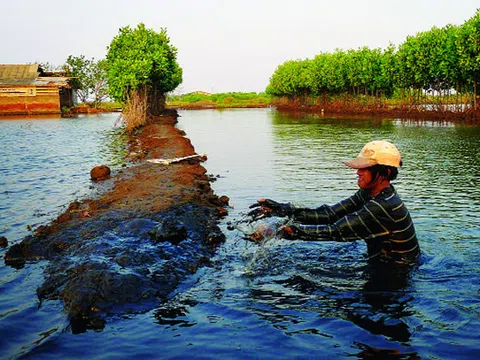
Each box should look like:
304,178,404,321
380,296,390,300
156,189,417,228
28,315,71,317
474,80,478,109
147,85,166,116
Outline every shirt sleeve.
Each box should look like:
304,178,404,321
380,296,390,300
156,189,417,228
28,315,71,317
292,189,368,225
294,196,391,242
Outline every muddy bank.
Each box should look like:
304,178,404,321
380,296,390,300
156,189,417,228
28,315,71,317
275,102,480,121
4,110,229,332
169,101,480,121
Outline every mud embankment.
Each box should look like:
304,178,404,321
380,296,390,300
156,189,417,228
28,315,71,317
275,102,480,122
4,110,229,332
168,101,480,122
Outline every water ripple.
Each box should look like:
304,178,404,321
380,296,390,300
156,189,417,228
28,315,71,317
2,110,480,359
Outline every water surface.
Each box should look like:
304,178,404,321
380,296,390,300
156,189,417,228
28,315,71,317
1,109,479,359
0,114,121,242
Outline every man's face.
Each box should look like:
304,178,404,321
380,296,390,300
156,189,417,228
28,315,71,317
356,168,375,189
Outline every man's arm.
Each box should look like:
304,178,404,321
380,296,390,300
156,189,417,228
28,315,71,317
292,189,369,225
287,198,391,242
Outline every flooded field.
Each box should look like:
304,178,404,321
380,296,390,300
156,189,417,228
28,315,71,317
1,109,479,359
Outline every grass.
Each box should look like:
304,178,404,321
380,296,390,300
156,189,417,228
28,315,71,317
167,92,273,108
97,101,122,111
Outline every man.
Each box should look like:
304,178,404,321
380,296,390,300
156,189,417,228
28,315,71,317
249,140,420,265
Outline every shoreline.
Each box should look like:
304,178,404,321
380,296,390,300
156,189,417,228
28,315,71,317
168,103,480,121
4,110,229,331
1,102,479,122
273,104,480,122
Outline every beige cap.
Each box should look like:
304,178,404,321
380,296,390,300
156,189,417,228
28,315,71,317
344,140,402,169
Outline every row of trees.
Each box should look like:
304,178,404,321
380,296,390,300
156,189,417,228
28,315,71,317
267,9,480,110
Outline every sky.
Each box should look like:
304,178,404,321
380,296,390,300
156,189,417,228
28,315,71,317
1,0,479,94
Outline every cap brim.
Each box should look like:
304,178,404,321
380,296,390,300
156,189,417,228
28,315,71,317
343,157,377,169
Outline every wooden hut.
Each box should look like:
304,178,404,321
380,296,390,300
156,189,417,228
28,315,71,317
0,64,74,115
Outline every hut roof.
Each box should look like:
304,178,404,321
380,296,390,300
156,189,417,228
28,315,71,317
0,64,40,85
0,64,71,87
34,77,71,87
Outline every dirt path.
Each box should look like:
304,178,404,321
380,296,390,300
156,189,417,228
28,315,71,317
94,115,223,212
24,113,227,237
4,111,229,331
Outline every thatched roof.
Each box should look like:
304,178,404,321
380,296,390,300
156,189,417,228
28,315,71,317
35,77,71,87
0,64,40,85
0,64,71,88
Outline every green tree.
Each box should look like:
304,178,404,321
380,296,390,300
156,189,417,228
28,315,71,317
377,44,397,97
90,60,109,108
309,53,330,96
64,55,92,104
267,59,313,98
266,8,480,115
324,50,348,95
105,23,182,116
457,9,480,107
63,55,109,108
428,26,459,92
344,47,382,96
397,33,429,91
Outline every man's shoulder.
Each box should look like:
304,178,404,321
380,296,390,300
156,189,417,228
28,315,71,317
371,186,403,208
355,188,371,202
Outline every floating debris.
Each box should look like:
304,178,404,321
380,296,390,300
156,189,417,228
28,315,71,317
147,153,207,165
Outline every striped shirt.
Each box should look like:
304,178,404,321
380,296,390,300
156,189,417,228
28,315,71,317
291,186,420,265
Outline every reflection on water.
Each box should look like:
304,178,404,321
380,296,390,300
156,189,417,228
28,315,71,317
173,109,480,358
1,109,480,359
0,114,121,242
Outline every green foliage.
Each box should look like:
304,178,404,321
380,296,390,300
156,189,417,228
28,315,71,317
267,8,480,108
63,55,108,108
99,103,122,111
105,23,182,103
167,92,272,108
397,32,430,89
64,55,92,103
428,26,460,90
377,44,397,96
322,50,348,94
266,59,313,97
457,9,480,89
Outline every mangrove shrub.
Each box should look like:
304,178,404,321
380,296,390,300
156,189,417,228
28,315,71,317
267,8,480,111
105,23,182,117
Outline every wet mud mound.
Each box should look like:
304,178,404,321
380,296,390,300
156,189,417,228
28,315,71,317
5,111,229,332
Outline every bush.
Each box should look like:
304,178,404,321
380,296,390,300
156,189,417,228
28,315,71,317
121,88,148,133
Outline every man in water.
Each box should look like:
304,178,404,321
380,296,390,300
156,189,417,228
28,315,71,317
249,140,420,265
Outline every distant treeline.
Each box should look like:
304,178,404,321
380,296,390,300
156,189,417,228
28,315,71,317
267,9,480,113
167,92,271,108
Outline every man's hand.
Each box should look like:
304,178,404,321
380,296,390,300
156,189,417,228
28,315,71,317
277,224,298,240
248,198,293,220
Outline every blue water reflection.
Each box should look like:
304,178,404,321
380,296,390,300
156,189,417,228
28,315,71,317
174,109,480,359
1,109,479,359
0,114,120,242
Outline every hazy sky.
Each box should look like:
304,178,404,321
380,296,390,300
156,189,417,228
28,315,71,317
2,0,478,94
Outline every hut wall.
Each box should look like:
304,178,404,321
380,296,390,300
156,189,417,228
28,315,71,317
0,86,61,115
59,87,74,108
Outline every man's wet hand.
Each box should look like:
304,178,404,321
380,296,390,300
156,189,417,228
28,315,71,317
277,225,298,240
248,198,292,220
